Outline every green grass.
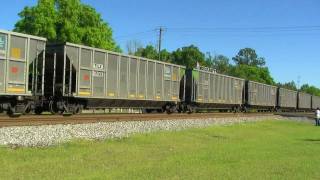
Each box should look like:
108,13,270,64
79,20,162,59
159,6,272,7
1,120,320,179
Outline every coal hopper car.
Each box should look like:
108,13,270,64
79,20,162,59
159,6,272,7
297,92,312,111
0,30,46,115
44,43,186,114
245,81,277,111
277,88,298,111
312,95,320,110
183,68,245,112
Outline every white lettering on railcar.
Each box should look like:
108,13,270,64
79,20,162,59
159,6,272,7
0,35,6,57
198,66,217,74
93,71,104,77
93,63,104,70
164,66,171,79
0,35,6,50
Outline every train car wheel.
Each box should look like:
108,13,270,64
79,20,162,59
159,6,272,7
49,101,59,114
73,105,82,115
165,105,173,114
35,107,43,115
242,106,248,113
233,106,240,113
7,106,15,116
23,106,32,115
187,105,194,114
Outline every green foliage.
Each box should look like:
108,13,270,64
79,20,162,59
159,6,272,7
206,53,231,74
171,45,206,68
14,0,57,40
218,48,274,85
134,44,205,66
229,64,275,85
14,0,119,51
277,81,298,91
202,49,274,85
133,44,317,89
300,84,320,96
232,48,266,67
134,45,172,62
159,49,173,63
135,45,159,60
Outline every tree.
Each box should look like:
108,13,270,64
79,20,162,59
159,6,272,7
159,49,173,63
135,45,159,60
277,81,297,91
171,45,205,68
232,48,266,67
134,45,173,62
300,84,320,96
14,0,119,51
14,0,57,40
229,64,275,85
206,53,231,74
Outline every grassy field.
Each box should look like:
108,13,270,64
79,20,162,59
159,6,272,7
1,120,320,179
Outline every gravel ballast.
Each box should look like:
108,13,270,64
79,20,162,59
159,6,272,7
0,115,288,147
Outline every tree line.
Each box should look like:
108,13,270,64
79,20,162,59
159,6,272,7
13,0,320,96
133,45,275,84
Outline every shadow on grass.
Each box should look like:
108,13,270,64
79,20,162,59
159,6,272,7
209,135,228,139
302,139,320,142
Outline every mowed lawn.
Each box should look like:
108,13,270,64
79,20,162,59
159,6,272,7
1,120,320,179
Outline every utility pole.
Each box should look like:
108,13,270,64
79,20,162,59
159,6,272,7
158,27,164,61
297,75,301,90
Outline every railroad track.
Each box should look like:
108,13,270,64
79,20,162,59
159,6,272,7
0,112,313,128
0,112,280,128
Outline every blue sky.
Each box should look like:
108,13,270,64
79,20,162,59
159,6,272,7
1,0,319,87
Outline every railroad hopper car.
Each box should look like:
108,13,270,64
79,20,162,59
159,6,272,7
297,92,312,110
0,30,46,114
312,95,320,110
245,81,277,111
277,88,298,111
183,69,245,112
44,43,186,114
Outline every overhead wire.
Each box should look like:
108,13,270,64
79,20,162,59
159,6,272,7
114,25,320,50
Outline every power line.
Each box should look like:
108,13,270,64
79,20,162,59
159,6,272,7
114,25,320,41
114,30,154,39
168,25,320,32
114,25,320,51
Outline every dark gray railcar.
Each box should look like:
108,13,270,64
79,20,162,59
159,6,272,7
0,30,46,114
312,95,320,110
277,88,297,109
297,92,312,110
185,68,245,111
246,81,277,109
45,42,186,113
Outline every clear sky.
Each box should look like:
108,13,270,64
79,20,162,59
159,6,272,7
1,0,319,87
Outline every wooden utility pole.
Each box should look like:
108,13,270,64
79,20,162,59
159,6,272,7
158,27,164,61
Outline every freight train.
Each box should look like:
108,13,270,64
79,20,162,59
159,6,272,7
0,29,318,116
